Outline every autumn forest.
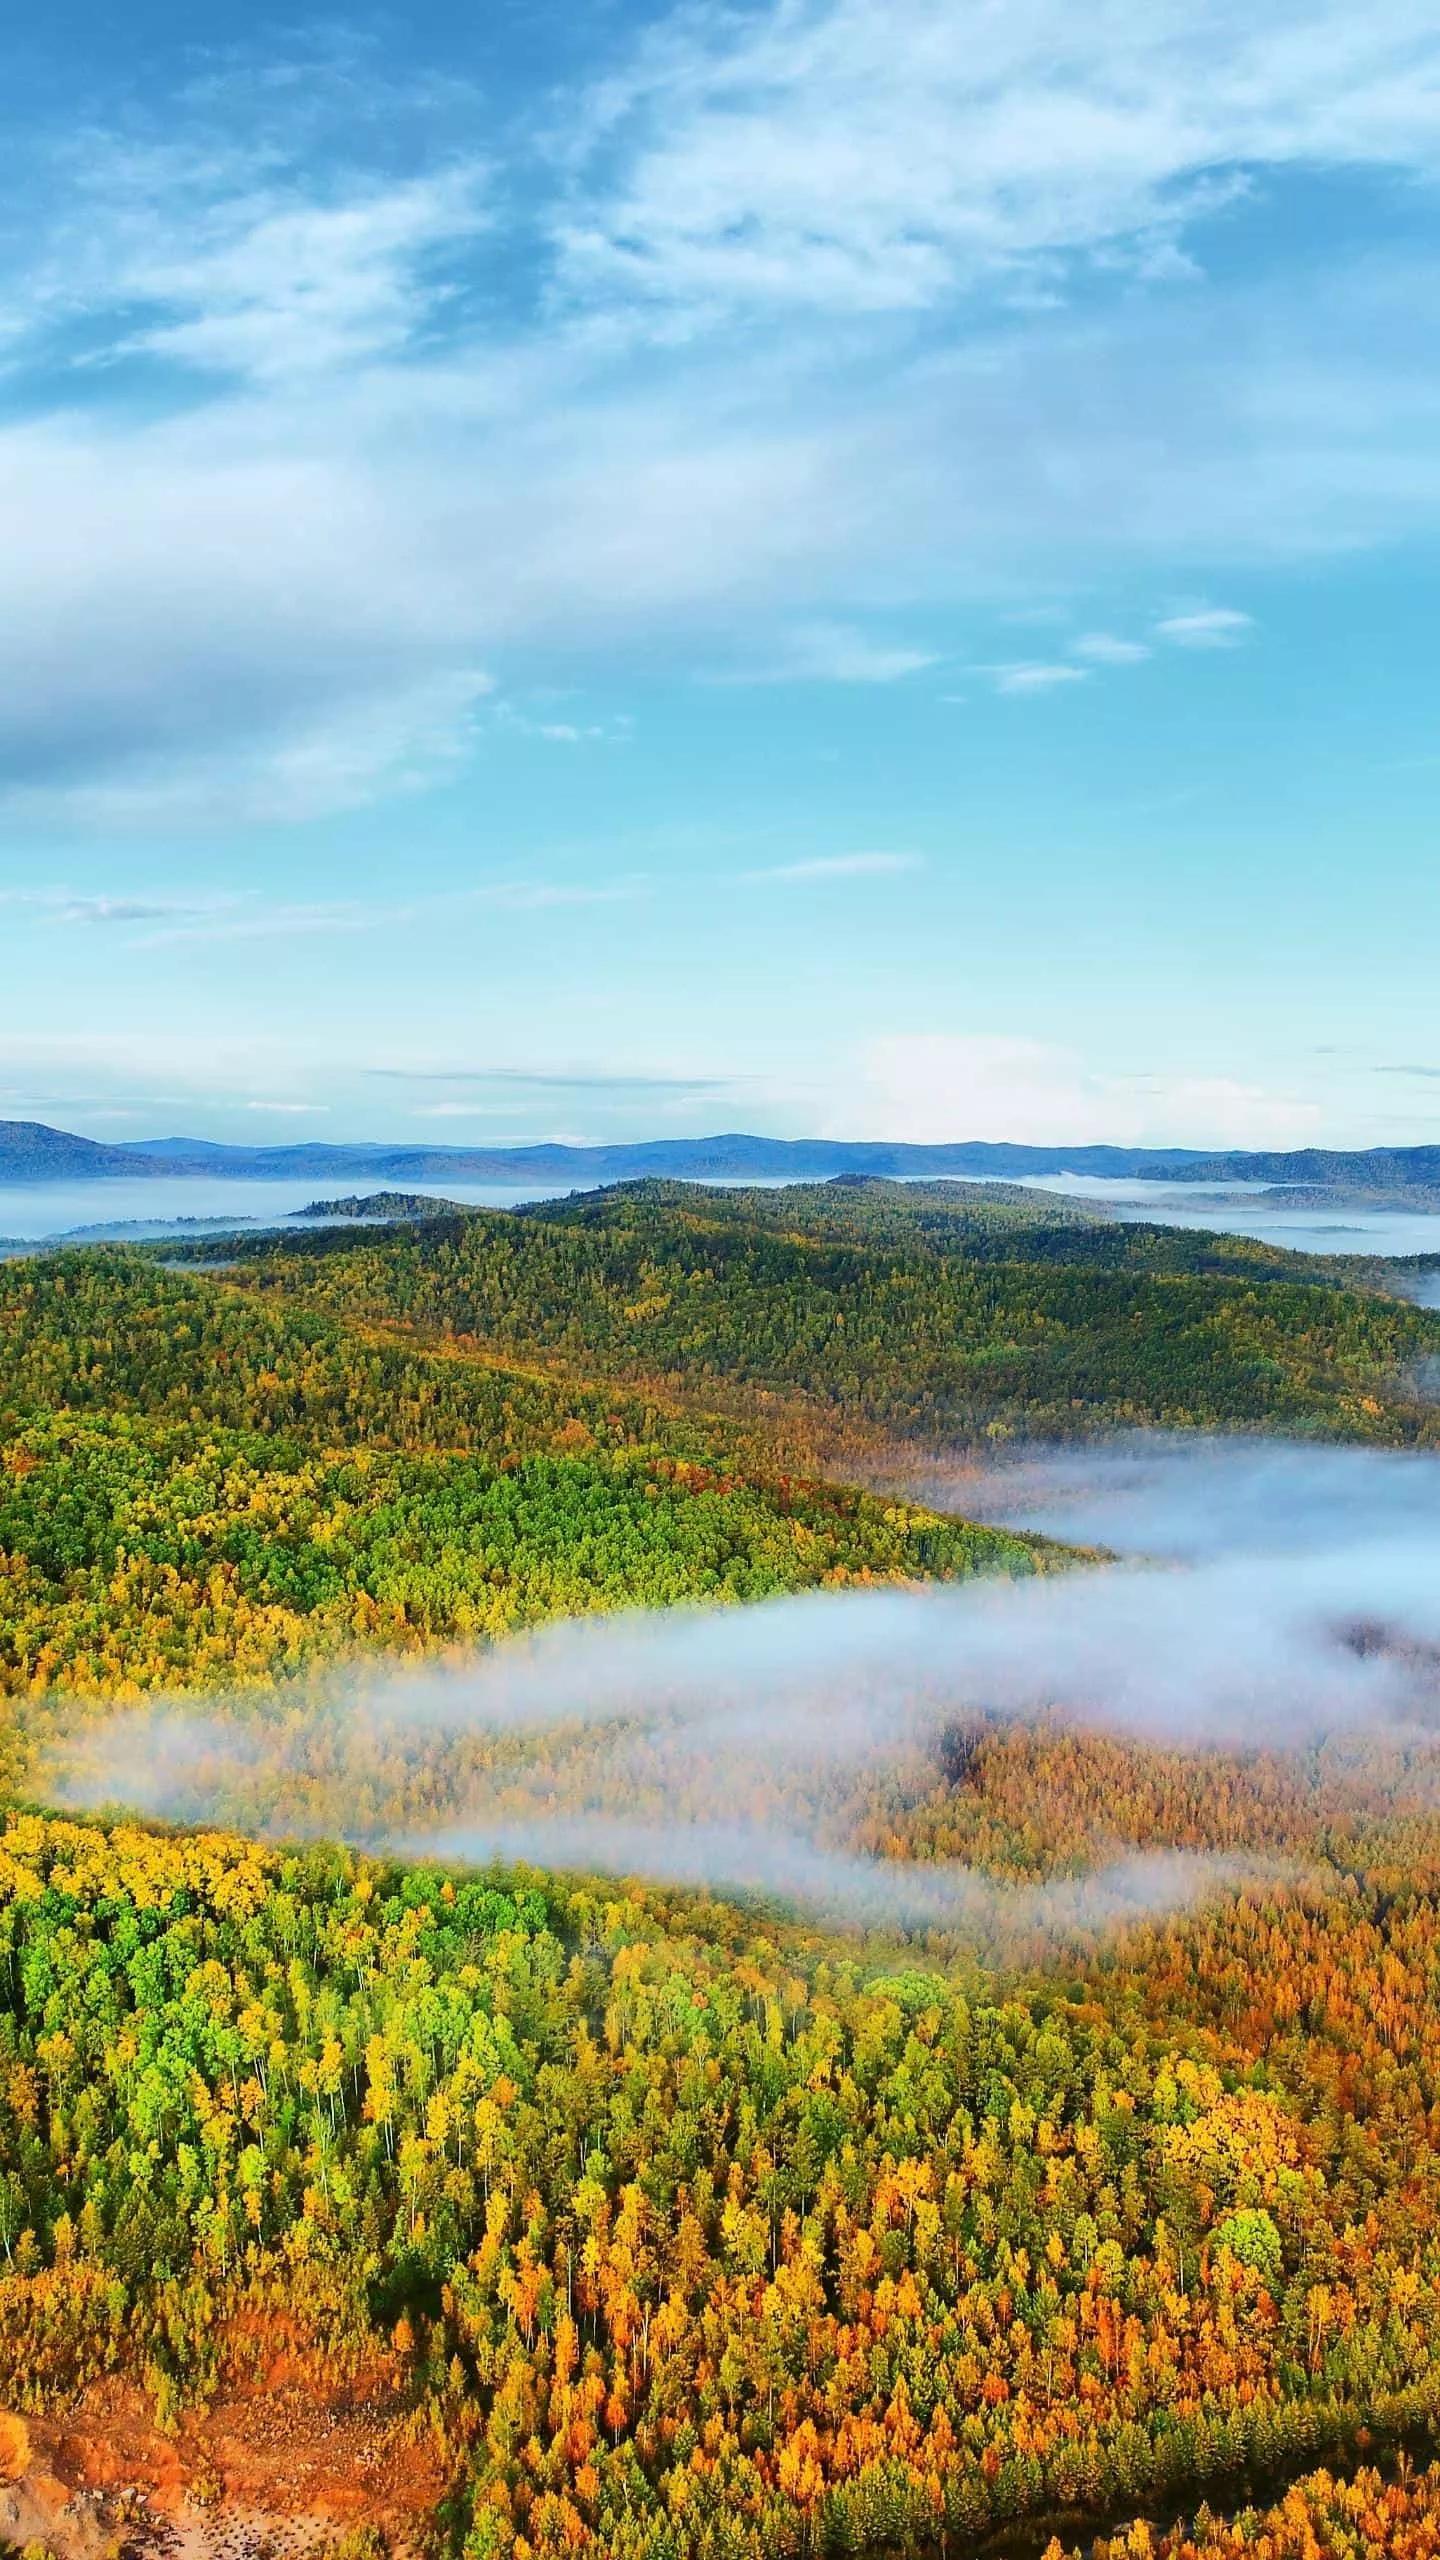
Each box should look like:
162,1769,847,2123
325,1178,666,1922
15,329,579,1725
2,1177,1440,2560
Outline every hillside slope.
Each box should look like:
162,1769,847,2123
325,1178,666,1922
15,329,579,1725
3,1190,1440,2560
0,1120,171,1180
169,1178,1440,1451
0,1245,1056,1705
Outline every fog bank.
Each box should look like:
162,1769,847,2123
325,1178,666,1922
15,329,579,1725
39,1430,1440,1937
916,1432,1440,1561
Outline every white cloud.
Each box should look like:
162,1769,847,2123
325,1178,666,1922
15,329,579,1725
725,622,941,684
477,881,646,910
367,1062,741,1096
125,876,644,948
1155,605,1256,648
54,894,207,926
834,1033,1321,1147
743,852,921,882
2,660,496,831
0,6,1434,824
493,702,630,744
1071,631,1152,665
0,888,231,927
129,171,490,384
558,0,1440,320
972,662,1091,695
139,899,389,948
0,244,1428,822
13,131,492,386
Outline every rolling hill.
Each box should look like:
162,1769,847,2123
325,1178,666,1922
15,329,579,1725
6,1115,1440,1198
165,1173,1440,1451
4,1172,1440,2559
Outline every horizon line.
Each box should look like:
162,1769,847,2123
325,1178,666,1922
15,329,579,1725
3,1116,1440,1167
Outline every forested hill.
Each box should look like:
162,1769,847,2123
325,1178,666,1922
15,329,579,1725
520,1174,1414,1281
0,1245,1057,1703
168,1175,1440,1451
9,1190,1440,2559
6,1170,1435,1704
0,1119,172,1179
296,1189,467,1220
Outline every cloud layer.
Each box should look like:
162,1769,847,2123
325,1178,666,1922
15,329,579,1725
558,0,1440,317
1,1,1439,819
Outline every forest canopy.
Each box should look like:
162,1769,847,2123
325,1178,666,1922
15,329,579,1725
165,1176,1440,1452
1,1182,1440,2558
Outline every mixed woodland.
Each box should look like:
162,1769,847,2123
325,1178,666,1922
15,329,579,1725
1,1179,1440,2558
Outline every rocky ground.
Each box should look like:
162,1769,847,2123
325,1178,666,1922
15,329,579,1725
0,2361,442,2560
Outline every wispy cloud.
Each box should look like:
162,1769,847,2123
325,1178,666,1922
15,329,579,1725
136,898,384,949
0,3,1429,831
1070,631,1151,666
556,2,1440,322
133,876,646,948
1155,605,1255,649
714,622,941,686
971,662,1090,696
742,852,921,883
54,894,219,926
2,671,499,831
478,881,647,911
0,888,231,928
494,703,634,745
367,1065,739,1094
16,132,492,387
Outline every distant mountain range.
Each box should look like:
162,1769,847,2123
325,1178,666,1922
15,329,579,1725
4,1116,1440,1198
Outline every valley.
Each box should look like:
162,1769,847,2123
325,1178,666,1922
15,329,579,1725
0,1177,1439,2554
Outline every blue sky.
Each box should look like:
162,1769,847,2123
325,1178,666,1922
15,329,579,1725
3,0,1440,1151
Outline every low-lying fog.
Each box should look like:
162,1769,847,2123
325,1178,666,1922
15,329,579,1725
0,1175,587,1242
907,1431,1440,1560
7,1172,1440,1264
985,1173,1440,1261
40,1433,1440,1945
